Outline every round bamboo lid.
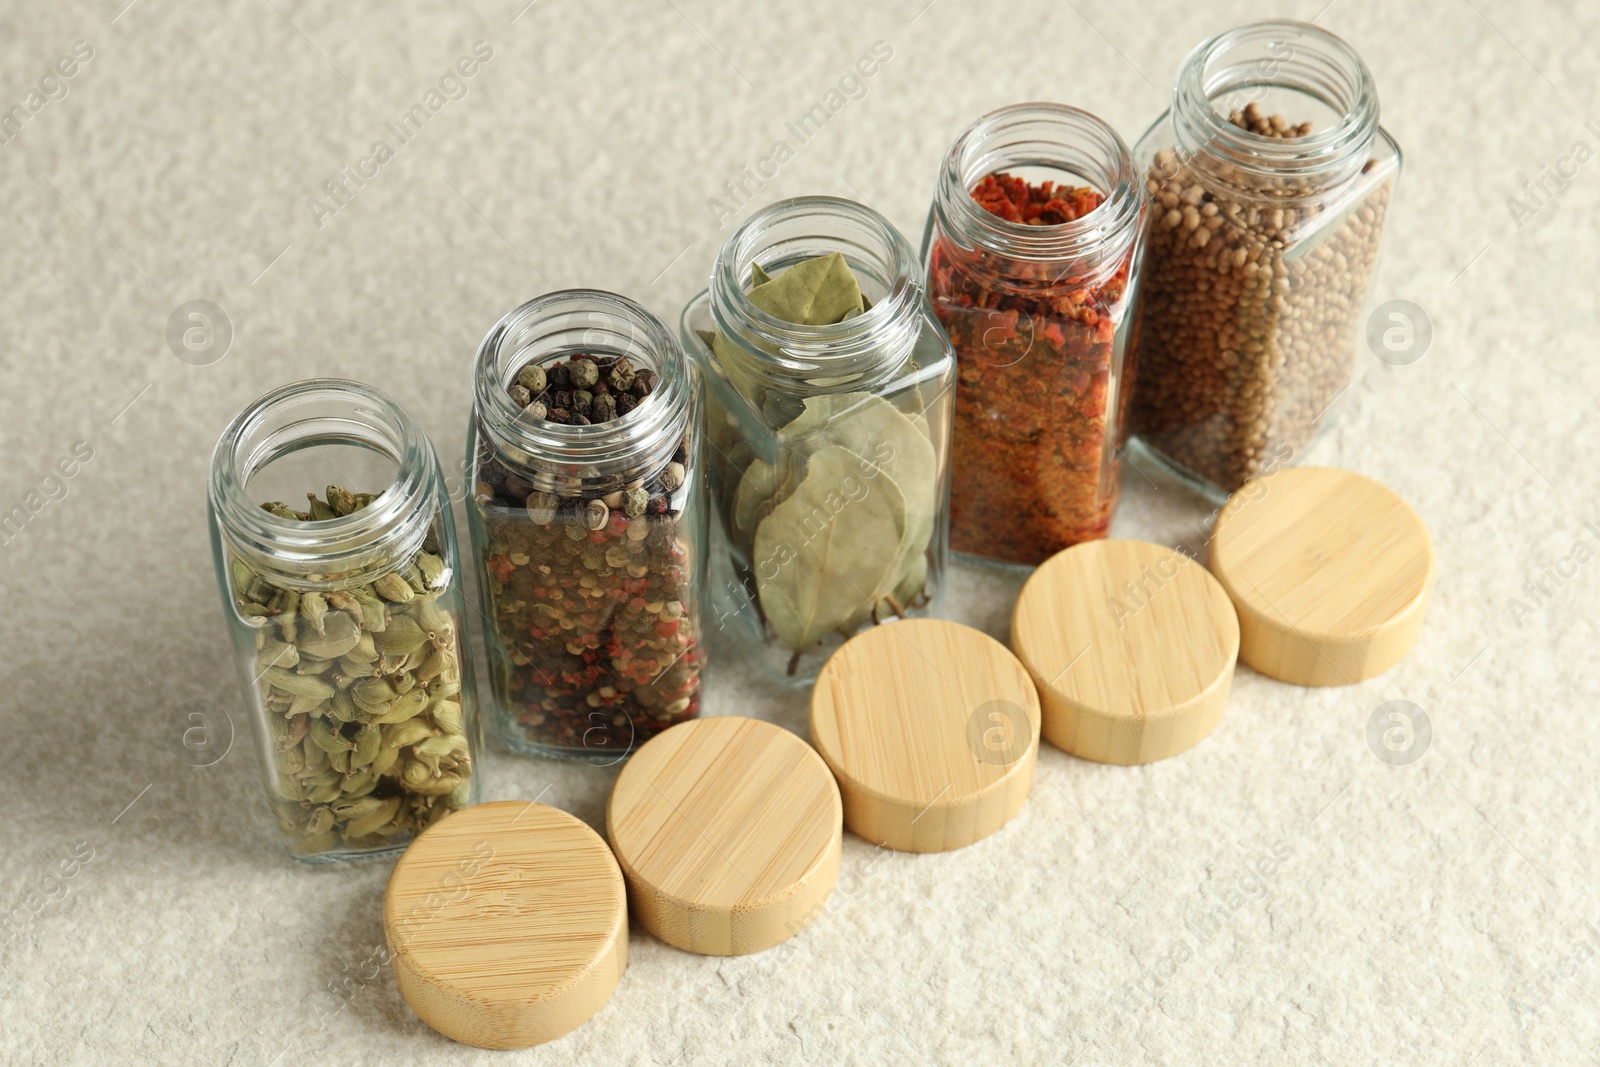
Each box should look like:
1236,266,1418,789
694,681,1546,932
607,716,842,956
1012,539,1239,765
1208,466,1433,687
809,619,1040,853
383,802,627,1050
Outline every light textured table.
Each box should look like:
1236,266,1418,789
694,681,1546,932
3,1,1595,1063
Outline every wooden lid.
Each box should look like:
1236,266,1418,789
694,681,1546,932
607,716,842,956
1208,466,1433,687
809,619,1040,853
1012,539,1239,765
383,802,627,1050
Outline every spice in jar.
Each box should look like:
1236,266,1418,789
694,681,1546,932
473,354,700,753
928,173,1137,565
699,252,940,674
1130,103,1393,493
230,487,474,857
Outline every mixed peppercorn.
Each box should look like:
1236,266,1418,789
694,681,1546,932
472,354,700,755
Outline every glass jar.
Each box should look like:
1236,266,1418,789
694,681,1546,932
1127,20,1401,498
681,196,955,684
467,290,706,761
924,103,1147,567
207,379,482,863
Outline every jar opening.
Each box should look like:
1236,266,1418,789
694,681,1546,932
209,379,438,583
709,196,924,385
1172,20,1379,193
934,103,1143,263
474,289,689,490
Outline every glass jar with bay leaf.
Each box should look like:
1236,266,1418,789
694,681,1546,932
681,196,955,683
467,290,706,761
208,380,482,863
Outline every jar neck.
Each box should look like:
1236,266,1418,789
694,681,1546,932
474,289,690,492
1170,20,1379,201
931,103,1144,286
209,379,440,586
709,196,924,394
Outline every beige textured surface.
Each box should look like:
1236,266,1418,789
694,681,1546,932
1,1,1596,1064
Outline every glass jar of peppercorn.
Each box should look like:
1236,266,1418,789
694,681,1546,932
682,196,955,684
467,290,706,762
1126,21,1402,499
923,103,1148,568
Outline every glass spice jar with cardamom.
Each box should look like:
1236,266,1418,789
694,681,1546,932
207,379,482,862
467,289,706,761
681,196,956,683
1127,20,1401,498
923,103,1148,567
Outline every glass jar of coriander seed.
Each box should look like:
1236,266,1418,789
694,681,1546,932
467,290,707,762
208,379,482,863
1128,20,1402,498
681,196,955,684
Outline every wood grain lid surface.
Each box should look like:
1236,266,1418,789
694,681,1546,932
1011,539,1239,765
809,619,1040,853
607,716,842,956
1208,466,1433,686
383,801,627,1050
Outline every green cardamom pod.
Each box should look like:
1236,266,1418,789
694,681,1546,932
329,688,360,724
373,617,427,657
372,741,402,778
287,694,327,719
371,688,428,726
343,630,379,664
407,772,462,797
328,748,352,774
258,639,299,669
308,718,353,755
306,493,336,521
304,805,335,836
263,667,333,701
372,573,415,603
341,768,378,799
352,677,396,713
350,724,381,768
297,612,361,660
308,778,343,804
431,699,463,736
303,741,329,774
299,591,329,635
326,485,359,517
337,654,377,679
416,552,446,588
344,795,400,837
385,719,435,752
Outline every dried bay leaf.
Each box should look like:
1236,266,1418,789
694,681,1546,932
777,392,938,602
754,445,907,653
747,252,864,326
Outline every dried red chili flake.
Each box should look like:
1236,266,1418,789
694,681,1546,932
927,171,1137,565
970,173,1104,226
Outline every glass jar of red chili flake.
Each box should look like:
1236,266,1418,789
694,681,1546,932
467,290,706,762
923,103,1147,567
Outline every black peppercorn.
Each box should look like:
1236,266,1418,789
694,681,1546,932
547,408,571,423
547,363,571,389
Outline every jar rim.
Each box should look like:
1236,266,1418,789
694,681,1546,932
932,102,1145,262
708,195,925,382
208,377,439,581
1172,20,1379,186
473,288,690,485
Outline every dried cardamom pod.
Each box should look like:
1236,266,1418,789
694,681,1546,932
372,573,414,603
298,612,360,659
